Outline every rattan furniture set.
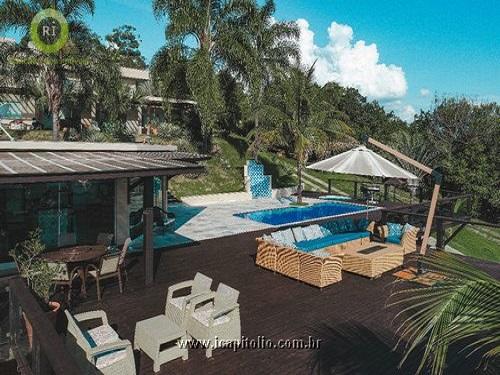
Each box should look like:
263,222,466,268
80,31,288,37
256,220,420,286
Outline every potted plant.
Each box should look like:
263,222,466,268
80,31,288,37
9,229,60,349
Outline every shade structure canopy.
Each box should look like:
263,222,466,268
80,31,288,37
307,145,418,181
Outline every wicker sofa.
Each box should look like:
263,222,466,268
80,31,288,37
256,218,375,288
256,219,420,284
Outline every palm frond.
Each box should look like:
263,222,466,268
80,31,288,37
390,252,500,375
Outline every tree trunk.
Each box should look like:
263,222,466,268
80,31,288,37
45,68,64,141
253,113,260,160
297,160,303,204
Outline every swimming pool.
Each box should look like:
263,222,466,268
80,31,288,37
235,202,378,226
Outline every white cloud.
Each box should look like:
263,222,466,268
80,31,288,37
296,19,408,100
420,88,431,97
384,100,416,123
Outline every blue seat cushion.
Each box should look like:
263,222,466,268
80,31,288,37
296,231,370,252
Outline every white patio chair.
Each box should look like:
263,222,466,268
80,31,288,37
165,272,213,328
186,282,241,358
64,309,136,374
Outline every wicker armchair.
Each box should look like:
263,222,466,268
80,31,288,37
165,272,213,328
186,283,241,358
47,262,80,303
64,310,136,375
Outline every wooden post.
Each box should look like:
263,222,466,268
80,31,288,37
162,176,169,213
420,183,441,255
354,182,358,199
143,177,154,209
384,182,389,202
143,208,154,286
328,179,332,194
436,218,444,250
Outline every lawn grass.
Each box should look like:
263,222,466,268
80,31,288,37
448,226,500,263
169,137,247,197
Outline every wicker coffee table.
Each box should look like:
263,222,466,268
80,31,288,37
134,315,188,372
342,242,404,278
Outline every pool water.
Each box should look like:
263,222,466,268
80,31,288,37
235,202,375,226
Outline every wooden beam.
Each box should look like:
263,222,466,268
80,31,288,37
420,183,441,255
143,208,154,286
367,137,433,175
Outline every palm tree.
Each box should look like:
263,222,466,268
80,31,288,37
152,0,252,152
234,0,299,158
0,0,95,141
390,252,500,375
259,63,353,203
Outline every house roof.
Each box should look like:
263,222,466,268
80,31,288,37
0,141,177,152
0,146,206,184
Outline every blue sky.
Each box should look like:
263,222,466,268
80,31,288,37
4,0,499,121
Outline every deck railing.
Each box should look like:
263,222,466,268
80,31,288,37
8,277,81,375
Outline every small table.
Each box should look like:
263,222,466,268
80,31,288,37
134,315,188,373
343,242,404,279
43,245,107,297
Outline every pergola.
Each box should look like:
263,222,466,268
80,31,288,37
0,141,207,284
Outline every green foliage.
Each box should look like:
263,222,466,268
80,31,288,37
105,25,147,69
0,0,97,140
156,122,195,151
390,252,500,375
258,63,354,201
169,137,246,197
9,229,55,301
186,48,224,150
413,98,500,217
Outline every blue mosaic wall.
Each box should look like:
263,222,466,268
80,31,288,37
247,160,272,199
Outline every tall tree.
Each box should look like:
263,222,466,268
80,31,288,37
235,0,299,157
0,0,96,141
413,98,500,217
259,63,353,203
152,0,251,152
105,25,147,69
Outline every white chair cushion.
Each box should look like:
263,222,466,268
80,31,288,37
192,308,230,327
280,229,295,245
292,227,306,242
169,296,188,310
304,225,323,241
87,325,126,370
88,270,97,278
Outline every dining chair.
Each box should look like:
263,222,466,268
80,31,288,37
96,233,114,247
86,238,131,301
86,255,122,301
58,233,76,248
118,238,132,281
47,262,80,303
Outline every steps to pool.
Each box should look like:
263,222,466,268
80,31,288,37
245,160,272,199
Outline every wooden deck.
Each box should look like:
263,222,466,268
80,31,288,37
72,230,500,375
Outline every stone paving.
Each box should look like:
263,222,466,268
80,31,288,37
175,197,323,241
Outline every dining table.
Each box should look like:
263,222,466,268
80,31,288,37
43,245,107,298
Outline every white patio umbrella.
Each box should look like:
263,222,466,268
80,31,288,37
307,145,418,182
